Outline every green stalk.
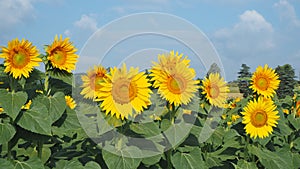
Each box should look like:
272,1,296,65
37,141,43,159
7,141,12,159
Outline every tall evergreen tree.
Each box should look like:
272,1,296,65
206,63,221,77
275,64,297,99
237,64,252,97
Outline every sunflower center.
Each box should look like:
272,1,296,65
251,111,268,127
112,78,137,104
52,50,67,65
167,75,186,94
12,52,29,68
209,85,220,99
256,77,269,91
90,74,103,91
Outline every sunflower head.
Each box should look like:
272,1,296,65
98,64,152,120
46,35,78,72
150,52,199,106
296,100,300,116
21,100,32,110
150,50,191,88
250,64,280,98
241,97,279,139
65,95,77,109
0,38,41,79
201,73,229,108
81,65,107,100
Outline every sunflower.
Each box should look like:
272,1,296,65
150,52,199,106
46,35,78,72
21,100,32,110
0,38,41,79
150,50,190,88
80,65,107,100
97,64,152,120
296,100,300,116
0,107,4,114
241,97,279,139
65,95,76,110
201,73,229,108
250,64,280,98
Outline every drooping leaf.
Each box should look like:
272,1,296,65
84,161,101,169
0,158,14,169
54,160,84,169
18,102,51,135
36,92,66,123
0,122,16,145
0,90,27,120
102,147,142,169
14,157,45,169
171,147,207,169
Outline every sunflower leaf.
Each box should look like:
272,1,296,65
0,122,16,145
0,89,27,120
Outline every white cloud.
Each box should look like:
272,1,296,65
213,10,276,80
274,0,300,27
74,14,98,32
0,0,35,30
214,10,274,53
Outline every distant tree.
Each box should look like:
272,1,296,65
237,64,252,97
275,64,297,99
206,63,221,77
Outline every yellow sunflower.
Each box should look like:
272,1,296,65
150,50,190,88
250,64,280,98
21,100,32,110
65,95,76,110
150,51,199,106
0,107,4,114
201,73,229,107
241,97,279,139
296,100,300,116
0,38,41,79
97,64,152,120
80,65,107,100
46,35,78,72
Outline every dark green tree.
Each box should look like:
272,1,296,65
237,64,252,97
275,64,297,99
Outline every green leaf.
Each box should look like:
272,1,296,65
0,159,14,169
102,146,142,169
287,114,300,130
36,92,66,123
171,148,207,169
52,108,85,138
22,146,51,164
0,122,16,145
141,154,162,166
18,102,51,135
163,117,193,148
14,157,45,169
54,160,84,169
49,69,73,86
130,122,161,138
234,160,257,169
84,161,101,169
0,90,27,120
248,145,294,169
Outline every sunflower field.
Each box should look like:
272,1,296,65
0,36,300,169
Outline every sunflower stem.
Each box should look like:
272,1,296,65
7,141,12,160
37,140,43,159
44,64,50,95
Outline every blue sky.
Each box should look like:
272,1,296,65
0,0,300,80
